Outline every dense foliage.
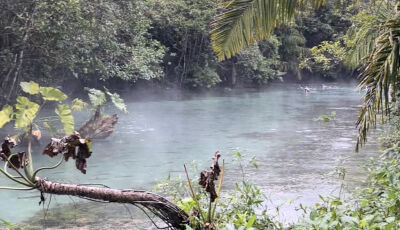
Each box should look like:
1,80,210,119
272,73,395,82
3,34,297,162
0,0,363,106
2,0,400,229
0,0,164,104
154,129,400,230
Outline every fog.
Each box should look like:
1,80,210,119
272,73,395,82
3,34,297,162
0,82,380,225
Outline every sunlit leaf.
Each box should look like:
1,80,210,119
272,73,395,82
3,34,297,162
20,81,40,95
85,88,106,107
55,104,74,134
15,96,39,129
245,215,257,229
107,92,127,113
0,105,13,128
40,87,67,101
71,98,88,111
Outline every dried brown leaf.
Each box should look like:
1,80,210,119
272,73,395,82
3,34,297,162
199,152,221,202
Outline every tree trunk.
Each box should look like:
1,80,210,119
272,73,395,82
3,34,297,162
35,177,189,229
231,62,237,87
77,107,119,139
6,50,23,102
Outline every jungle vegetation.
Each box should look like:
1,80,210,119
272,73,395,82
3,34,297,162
1,0,359,106
1,0,400,229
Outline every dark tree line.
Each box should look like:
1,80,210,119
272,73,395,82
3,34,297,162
0,0,357,105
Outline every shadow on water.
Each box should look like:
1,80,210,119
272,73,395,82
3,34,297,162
0,83,382,227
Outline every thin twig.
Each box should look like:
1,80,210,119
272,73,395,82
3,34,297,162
212,160,225,219
184,164,205,222
42,193,52,222
133,204,171,230
122,204,133,219
67,195,78,224
5,157,35,186
0,186,35,190
33,156,64,178
0,168,31,187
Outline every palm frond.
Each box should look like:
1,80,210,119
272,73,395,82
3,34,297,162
345,5,391,67
356,5,400,151
210,0,326,60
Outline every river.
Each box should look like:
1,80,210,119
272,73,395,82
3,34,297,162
0,83,381,227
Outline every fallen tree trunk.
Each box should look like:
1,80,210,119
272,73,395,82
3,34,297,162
35,177,189,229
78,107,119,139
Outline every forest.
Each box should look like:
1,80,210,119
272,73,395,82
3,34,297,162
1,0,400,229
1,0,357,102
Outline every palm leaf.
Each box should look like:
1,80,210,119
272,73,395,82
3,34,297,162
345,5,391,67
210,0,326,60
356,5,400,151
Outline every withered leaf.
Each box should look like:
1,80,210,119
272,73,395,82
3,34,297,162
199,152,221,202
43,132,92,174
43,138,65,157
0,136,18,161
8,152,26,169
64,146,76,161
75,158,87,174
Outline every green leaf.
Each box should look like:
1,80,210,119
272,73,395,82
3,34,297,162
71,98,88,111
385,222,395,230
245,215,257,229
42,121,58,134
40,87,67,101
20,81,40,95
0,105,13,128
55,104,74,134
15,96,39,129
85,88,106,107
107,92,127,113
341,215,358,224
0,218,13,226
331,200,342,206
210,0,326,60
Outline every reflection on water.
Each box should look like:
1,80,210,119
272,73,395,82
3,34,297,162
0,83,381,225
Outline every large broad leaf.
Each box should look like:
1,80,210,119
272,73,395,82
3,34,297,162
40,87,67,101
85,88,106,107
15,96,39,129
0,105,13,128
107,92,127,113
71,98,88,111
42,121,58,134
20,81,40,95
55,104,74,134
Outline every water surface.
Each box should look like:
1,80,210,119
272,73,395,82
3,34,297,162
0,83,381,225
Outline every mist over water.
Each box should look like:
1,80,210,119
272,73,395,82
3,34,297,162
0,83,381,225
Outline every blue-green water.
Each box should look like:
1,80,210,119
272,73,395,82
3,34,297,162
0,83,380,225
